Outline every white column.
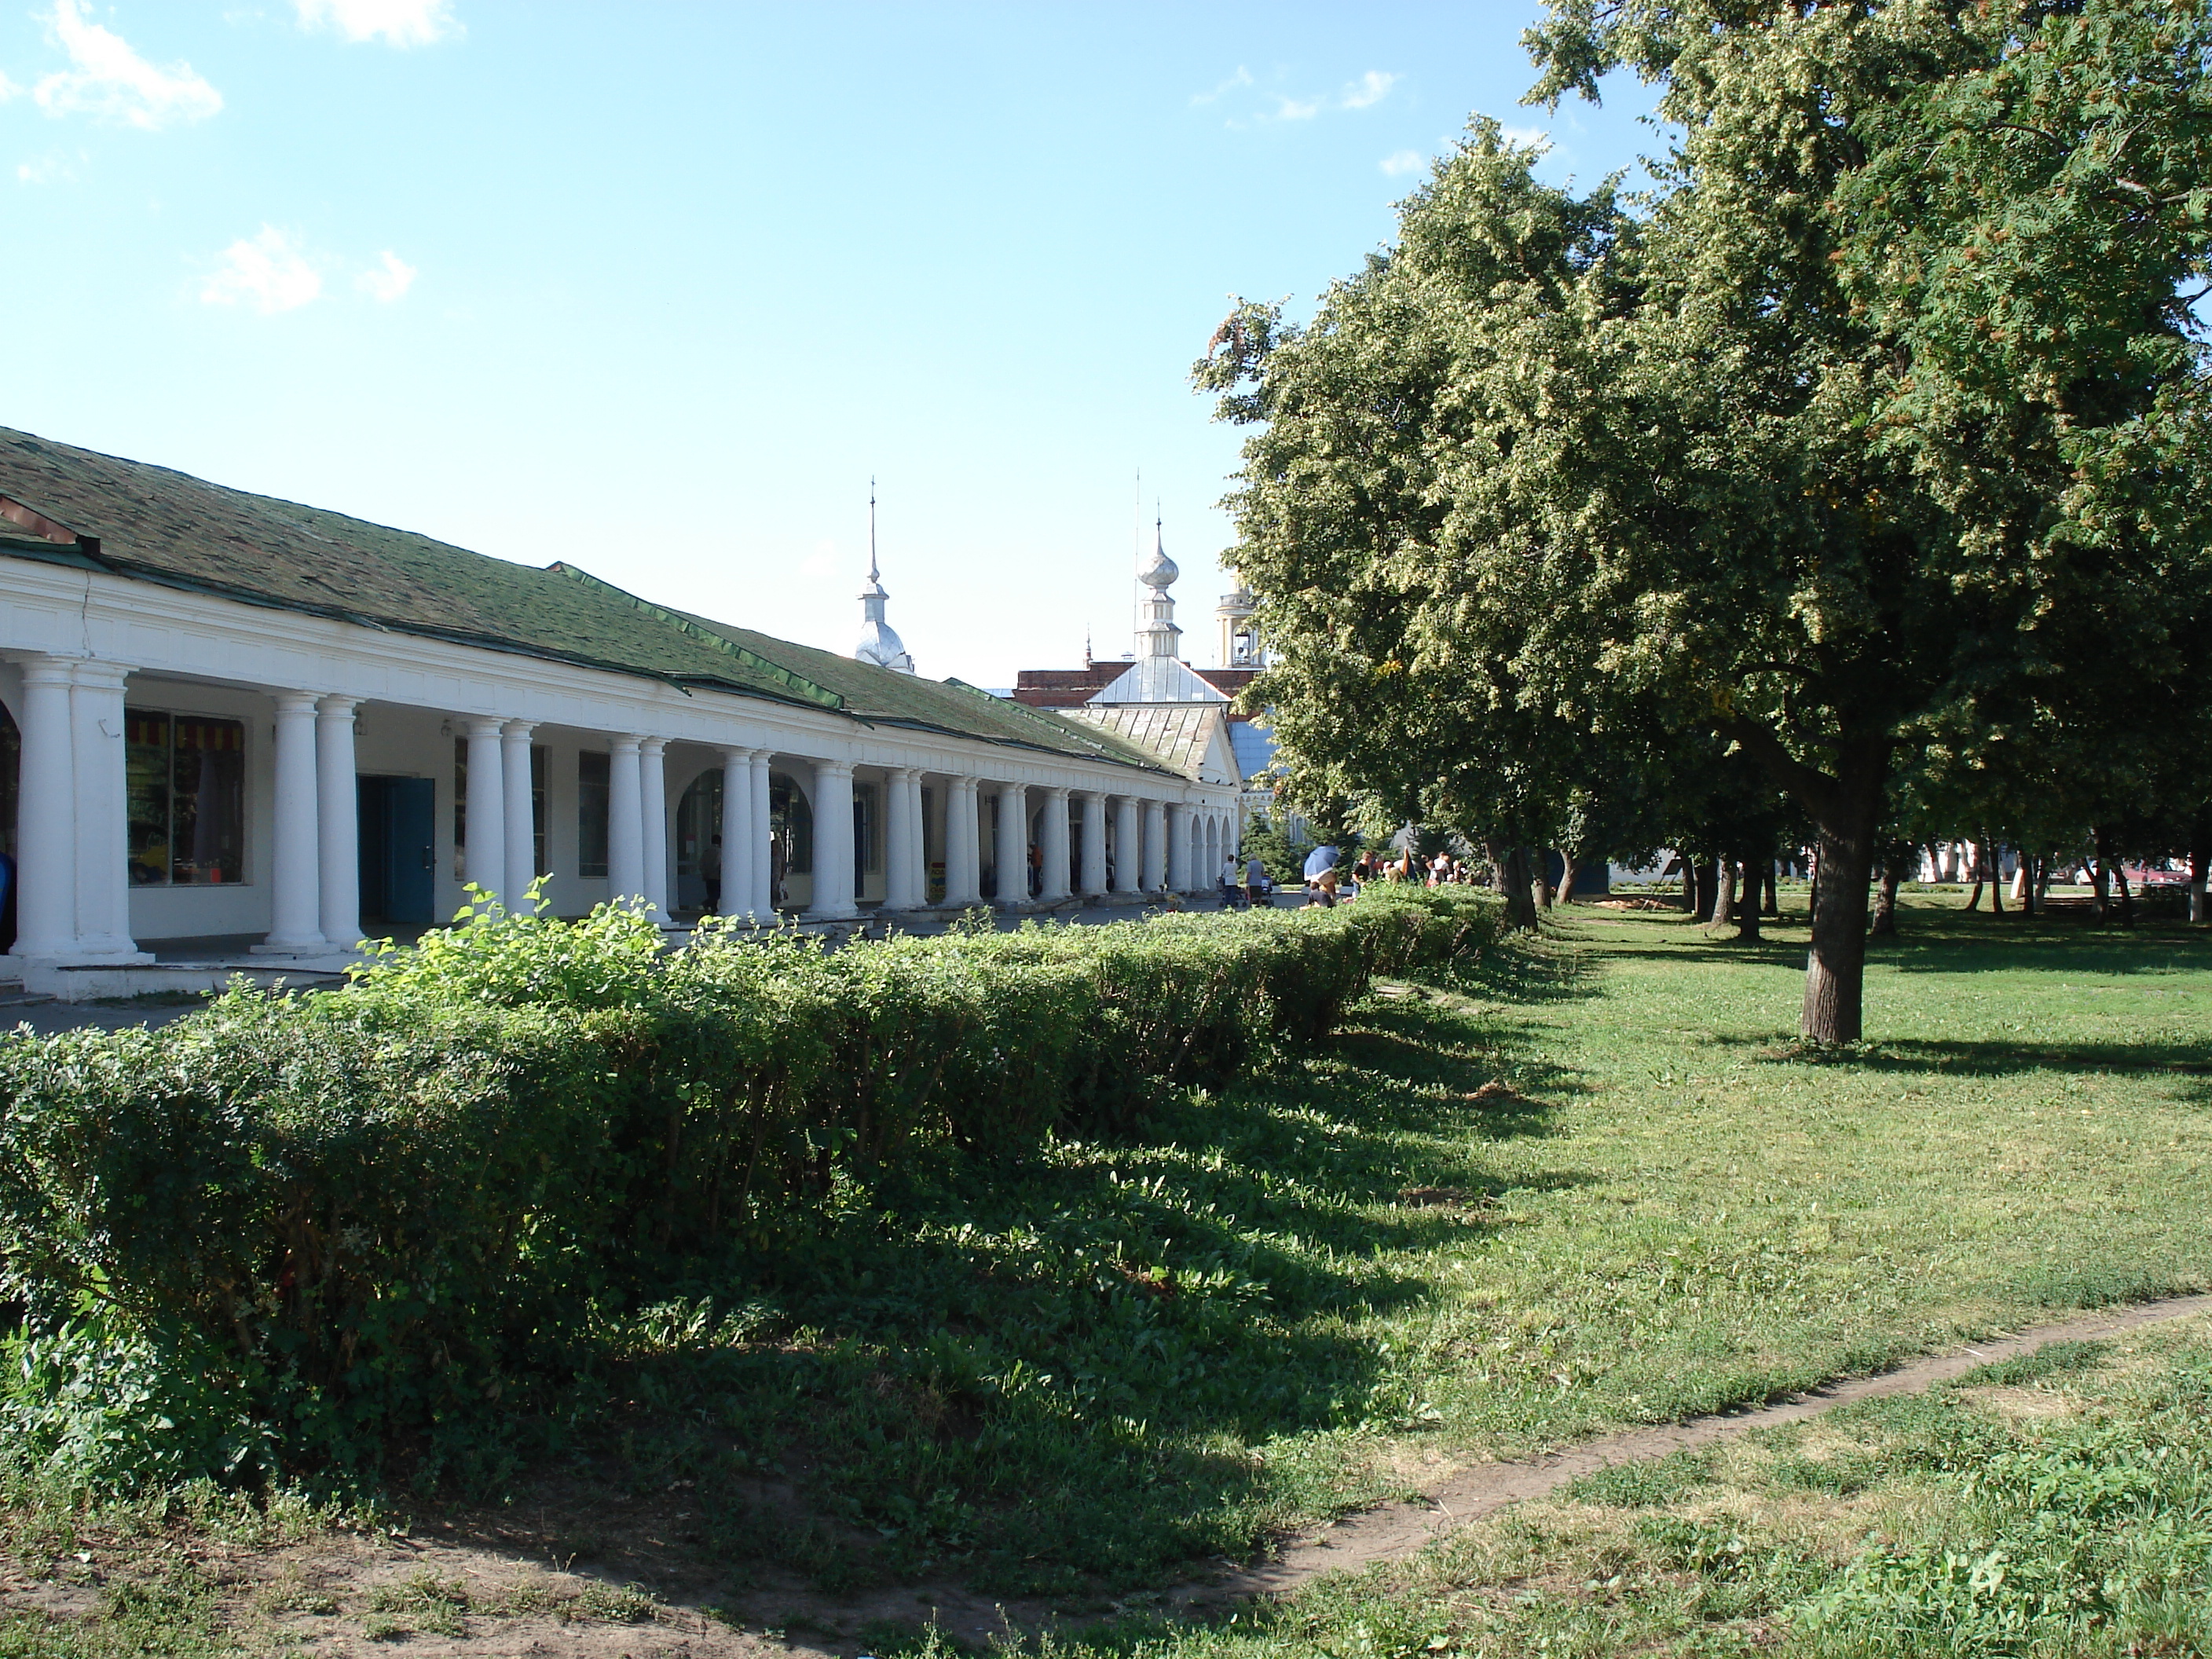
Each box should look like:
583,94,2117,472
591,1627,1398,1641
608,734,645,903
808,758,857,919
883,767,921,910
639,737,669,921
944,776,980,905
720,747,753,917
1165,804,1191,892
903,771,928,906
1142,799,1167,892
317,696,362,950
1111,795,1140,894
993,782,1027,906
502,720,537,914
1038,786,1071,902
10,656,76,959
1078,791,1107,898
70,661,141,958
749,750,774,911
262,692,328,953
462,716,506,902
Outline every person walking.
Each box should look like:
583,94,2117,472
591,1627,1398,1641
1219,853,1245,910
1245,850,1269,906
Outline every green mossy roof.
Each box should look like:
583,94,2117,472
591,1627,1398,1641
0,426,1171,774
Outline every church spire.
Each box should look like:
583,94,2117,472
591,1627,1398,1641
1086,482,1225,705
1134,503,1181,661
853,478,916,675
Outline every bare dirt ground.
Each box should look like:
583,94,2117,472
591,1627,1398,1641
63,1291,2202,1657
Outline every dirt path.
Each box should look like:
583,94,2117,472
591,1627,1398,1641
1169,1289,2212,1615
188,1291,2210,1657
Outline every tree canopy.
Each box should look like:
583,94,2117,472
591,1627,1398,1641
1202,0,2212,1041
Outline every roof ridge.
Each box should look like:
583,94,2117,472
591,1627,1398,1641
549,562,844,709
939,678,1171,771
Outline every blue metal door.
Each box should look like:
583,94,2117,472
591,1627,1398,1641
383,777,435,924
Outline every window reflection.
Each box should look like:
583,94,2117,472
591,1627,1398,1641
126,710,246,884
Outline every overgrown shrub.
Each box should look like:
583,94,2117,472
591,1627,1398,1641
0,887,1494,1488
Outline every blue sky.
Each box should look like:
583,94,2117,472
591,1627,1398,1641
0,2,1654,687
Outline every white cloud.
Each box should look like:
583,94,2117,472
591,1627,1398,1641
293,0,458,46
1219,67,1401,126
201,225,321,313
1380,149,1425,178
356,249,416,302
16,149,80,185
32,0,223,130
1189,65,1251,107
0,70,20,102
1340,70,1397,111
1501,124,1552,152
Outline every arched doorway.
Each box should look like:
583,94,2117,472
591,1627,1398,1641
769,771,813,910
674,767,721,914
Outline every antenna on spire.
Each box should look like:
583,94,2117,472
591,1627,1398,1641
867,475,880,585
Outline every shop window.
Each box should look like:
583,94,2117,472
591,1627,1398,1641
126,710,246,884
578,750,610,878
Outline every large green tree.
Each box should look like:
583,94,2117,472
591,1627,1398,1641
1206,0,2212,1040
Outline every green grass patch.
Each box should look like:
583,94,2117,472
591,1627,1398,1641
5,892,2211,1648
1068,1314,2212,1658
532,895,2212,1598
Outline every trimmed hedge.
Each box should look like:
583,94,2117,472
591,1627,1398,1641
0,888,1494,1486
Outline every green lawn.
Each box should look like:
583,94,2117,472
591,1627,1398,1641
6,894,2210,1650
1078,1307,2212,1658
588,894,2212,1599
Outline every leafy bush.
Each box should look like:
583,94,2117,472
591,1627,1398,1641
0,886,1494,1489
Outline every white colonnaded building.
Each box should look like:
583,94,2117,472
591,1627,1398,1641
0,427,1242,996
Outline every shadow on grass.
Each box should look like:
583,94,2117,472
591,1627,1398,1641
1561,893,2212,981
1805,1035,2212,1083
539,980,1591,1598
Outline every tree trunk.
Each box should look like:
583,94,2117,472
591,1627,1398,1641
1708,859,1736,931
1698,857,1721,923
1964,840,1983,911
1762,861,1778,916
1679,855,1699,914
1870,857,1901,936
1794,746,1888,1045
1534,849,1557,911
1735,859,1763,941
1985,833,2005,914
2113,860,2137,928
2091,828,2112,924
1500,844,1539,932
1556,851,1577,906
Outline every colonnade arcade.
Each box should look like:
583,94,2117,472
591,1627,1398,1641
0,652,1240,964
